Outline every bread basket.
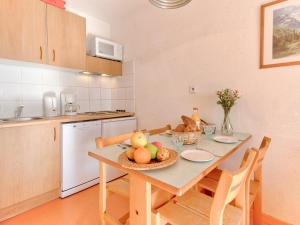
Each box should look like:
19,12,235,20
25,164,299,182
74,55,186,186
172,131,201,145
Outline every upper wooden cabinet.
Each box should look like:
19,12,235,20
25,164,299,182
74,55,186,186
0,0,47,64
0,0,86,70
86,56,122,76
47,5,86,70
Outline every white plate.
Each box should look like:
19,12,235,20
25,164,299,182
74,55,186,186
213,136,239,144
180,150,215,162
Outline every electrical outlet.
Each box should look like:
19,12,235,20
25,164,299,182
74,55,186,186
189,86,196,94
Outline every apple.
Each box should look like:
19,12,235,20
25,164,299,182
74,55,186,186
131,132,147,148
133,147,151,164
145,144,158,159
151,141,162,148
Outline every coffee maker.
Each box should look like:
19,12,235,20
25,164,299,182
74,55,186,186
43,92,58,117
60,92,80,116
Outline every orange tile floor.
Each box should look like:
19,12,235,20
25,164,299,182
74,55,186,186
0,185,129,225
0,185,271,225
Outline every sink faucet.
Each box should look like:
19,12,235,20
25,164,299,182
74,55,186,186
15,105,24,119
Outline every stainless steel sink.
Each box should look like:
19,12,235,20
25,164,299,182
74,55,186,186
0,117,44,122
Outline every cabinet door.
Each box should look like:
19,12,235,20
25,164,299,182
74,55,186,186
47,5,86,70
0,123,60,210
0,0,47,64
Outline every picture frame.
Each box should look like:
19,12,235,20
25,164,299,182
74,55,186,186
260,0,300,68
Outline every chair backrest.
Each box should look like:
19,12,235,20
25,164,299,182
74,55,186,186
236,136,271,225
148,124,171,135
95,124,172,148
95,132,134,148
239,136,271,175
210,148,258,225
254,136,271,170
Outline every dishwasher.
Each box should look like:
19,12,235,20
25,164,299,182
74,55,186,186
61,117,137,198
101,116,137,183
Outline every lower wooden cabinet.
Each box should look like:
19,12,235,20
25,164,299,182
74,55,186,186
0,123,61,221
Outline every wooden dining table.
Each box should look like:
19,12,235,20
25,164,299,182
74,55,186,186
89,132,251,225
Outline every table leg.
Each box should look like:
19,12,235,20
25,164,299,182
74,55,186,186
99,162,107,225
130,175,151,225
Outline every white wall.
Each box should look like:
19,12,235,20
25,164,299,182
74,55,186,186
66,7,111,38
112,0,300,224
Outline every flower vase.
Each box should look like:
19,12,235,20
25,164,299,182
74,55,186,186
221,108,233,136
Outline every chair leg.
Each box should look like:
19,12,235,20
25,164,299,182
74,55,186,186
253,191,262,225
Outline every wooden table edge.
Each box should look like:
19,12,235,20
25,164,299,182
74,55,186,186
88,151,180,195
176,135,252,195
88,135,252,196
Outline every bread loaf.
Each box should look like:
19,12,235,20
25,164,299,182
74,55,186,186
174,124,185,132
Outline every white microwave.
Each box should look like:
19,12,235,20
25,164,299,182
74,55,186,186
87,36,123,61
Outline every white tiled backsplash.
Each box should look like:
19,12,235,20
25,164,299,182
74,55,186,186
0,62,135,118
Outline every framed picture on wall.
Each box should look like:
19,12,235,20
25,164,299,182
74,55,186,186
260,0,300,68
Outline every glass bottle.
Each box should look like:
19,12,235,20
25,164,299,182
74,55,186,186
191,107,201,130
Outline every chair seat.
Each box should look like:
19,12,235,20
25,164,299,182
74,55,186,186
107,177,129,198
157,201,210,225
158,190,242,225
198,177,219,193
206,168,223,180
198,168,221,192
175,190,242,224
107,175,173,209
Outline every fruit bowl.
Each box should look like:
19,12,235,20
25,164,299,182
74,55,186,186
172,131,201,145
118,148,178,171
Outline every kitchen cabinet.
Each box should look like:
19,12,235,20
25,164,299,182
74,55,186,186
0,0,47,64
0,0,86,70
47,5,86,70
0,123,60,221
86,56,122,76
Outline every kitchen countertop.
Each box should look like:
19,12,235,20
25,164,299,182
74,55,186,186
0,112,135,129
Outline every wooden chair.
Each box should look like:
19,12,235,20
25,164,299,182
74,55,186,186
198,137,271,225
155,148,258,225
148,124,171,135
95,125,174,224
95,132,134,148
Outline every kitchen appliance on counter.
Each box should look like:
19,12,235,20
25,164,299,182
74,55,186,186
87,35,123,61
43,92,58,117
61,117,137,198
60,92,80,116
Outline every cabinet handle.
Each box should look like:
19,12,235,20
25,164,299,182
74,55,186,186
53,49,56,62
39,46,43,60
54,127,56,142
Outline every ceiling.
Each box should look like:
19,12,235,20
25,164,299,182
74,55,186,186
66,0,149,23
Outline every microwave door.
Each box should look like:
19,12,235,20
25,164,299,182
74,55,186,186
97,41,114,59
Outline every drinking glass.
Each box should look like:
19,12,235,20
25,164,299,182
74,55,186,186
172,134,184,151
144,132,150,142
204,124,216,136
